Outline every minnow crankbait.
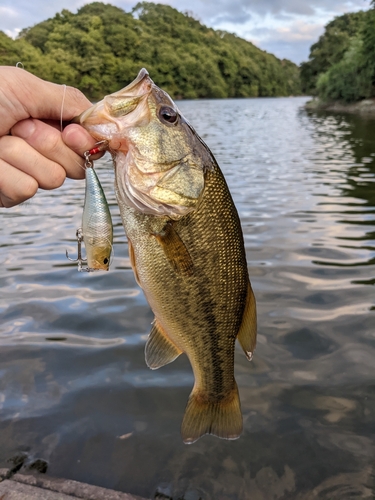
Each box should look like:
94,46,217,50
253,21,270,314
67,143,113,272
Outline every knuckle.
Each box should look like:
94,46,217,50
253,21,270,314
50,166,66,189
26,152,66,190
66,86,91,110
22,177,39,200
41,164,66,190
4,177,39,207
0,135,17,157
46,132,63,156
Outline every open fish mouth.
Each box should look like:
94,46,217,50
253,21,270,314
74,69,207,218
122,67,150,92
74,68,153,138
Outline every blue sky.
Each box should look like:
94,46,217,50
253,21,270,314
0,0,371,64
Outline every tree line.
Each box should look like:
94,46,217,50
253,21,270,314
0,2,301,101
300,2,375,103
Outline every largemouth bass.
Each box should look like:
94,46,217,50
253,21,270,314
75,69,257,443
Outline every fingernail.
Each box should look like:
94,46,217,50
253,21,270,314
12,119,36,139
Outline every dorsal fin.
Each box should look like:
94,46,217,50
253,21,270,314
145,319,183,369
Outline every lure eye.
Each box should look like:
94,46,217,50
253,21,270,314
158,106,178,125
103,258,109,265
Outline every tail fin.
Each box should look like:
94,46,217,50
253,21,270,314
181,383,243,444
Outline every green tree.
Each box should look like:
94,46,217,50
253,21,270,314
300,11,367,94
361,5,375,97
316,38,372,102
0,2,301,100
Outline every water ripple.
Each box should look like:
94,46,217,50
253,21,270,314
0,97,374,498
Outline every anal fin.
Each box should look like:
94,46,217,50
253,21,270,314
145,319,182,370
237,282,257,361
153,222,194,276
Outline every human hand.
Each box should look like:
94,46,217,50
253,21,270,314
0,66,98,208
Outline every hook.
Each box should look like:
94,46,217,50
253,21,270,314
66,228,88,272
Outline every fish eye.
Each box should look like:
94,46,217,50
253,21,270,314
103,258,108,264
158,106,178,125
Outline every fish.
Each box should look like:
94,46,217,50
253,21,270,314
81,161,113,271
75,68,257,443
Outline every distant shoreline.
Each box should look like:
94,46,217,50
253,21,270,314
305,97,375,117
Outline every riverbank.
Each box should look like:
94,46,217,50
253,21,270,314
0,468,147,500
305,97,375,116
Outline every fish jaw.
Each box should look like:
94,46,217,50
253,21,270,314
78,69,207,218
76,68,153,148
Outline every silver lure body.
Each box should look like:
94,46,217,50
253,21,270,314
82,166,113,271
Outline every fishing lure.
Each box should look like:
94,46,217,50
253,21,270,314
66,143,113,272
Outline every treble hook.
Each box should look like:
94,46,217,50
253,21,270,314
66,228,89,272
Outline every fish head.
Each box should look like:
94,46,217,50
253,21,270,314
76,69,213,218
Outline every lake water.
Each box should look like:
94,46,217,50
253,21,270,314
0,96,374,499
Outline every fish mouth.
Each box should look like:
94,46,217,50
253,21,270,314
73,69,205,218
123,67,150,93
72,68,153,137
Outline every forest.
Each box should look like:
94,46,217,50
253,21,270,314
300,1,375,103
0,2,301,100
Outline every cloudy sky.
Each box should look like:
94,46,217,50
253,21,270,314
0,0,371,64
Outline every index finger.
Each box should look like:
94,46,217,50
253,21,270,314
0,67,92,135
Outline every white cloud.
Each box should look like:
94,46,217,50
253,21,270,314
242,17,327,62
0,6,18,17
0,0,372,63
4,29,21,39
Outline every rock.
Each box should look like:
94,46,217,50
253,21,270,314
305,98,375,116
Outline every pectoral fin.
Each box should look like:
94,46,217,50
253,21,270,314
237,282,257,361
145,319,183,369
153,222,194,276
128,239,141,286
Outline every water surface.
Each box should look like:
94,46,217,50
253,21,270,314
0,97,374,499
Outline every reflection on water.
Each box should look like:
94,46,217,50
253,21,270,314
0,97,374,499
